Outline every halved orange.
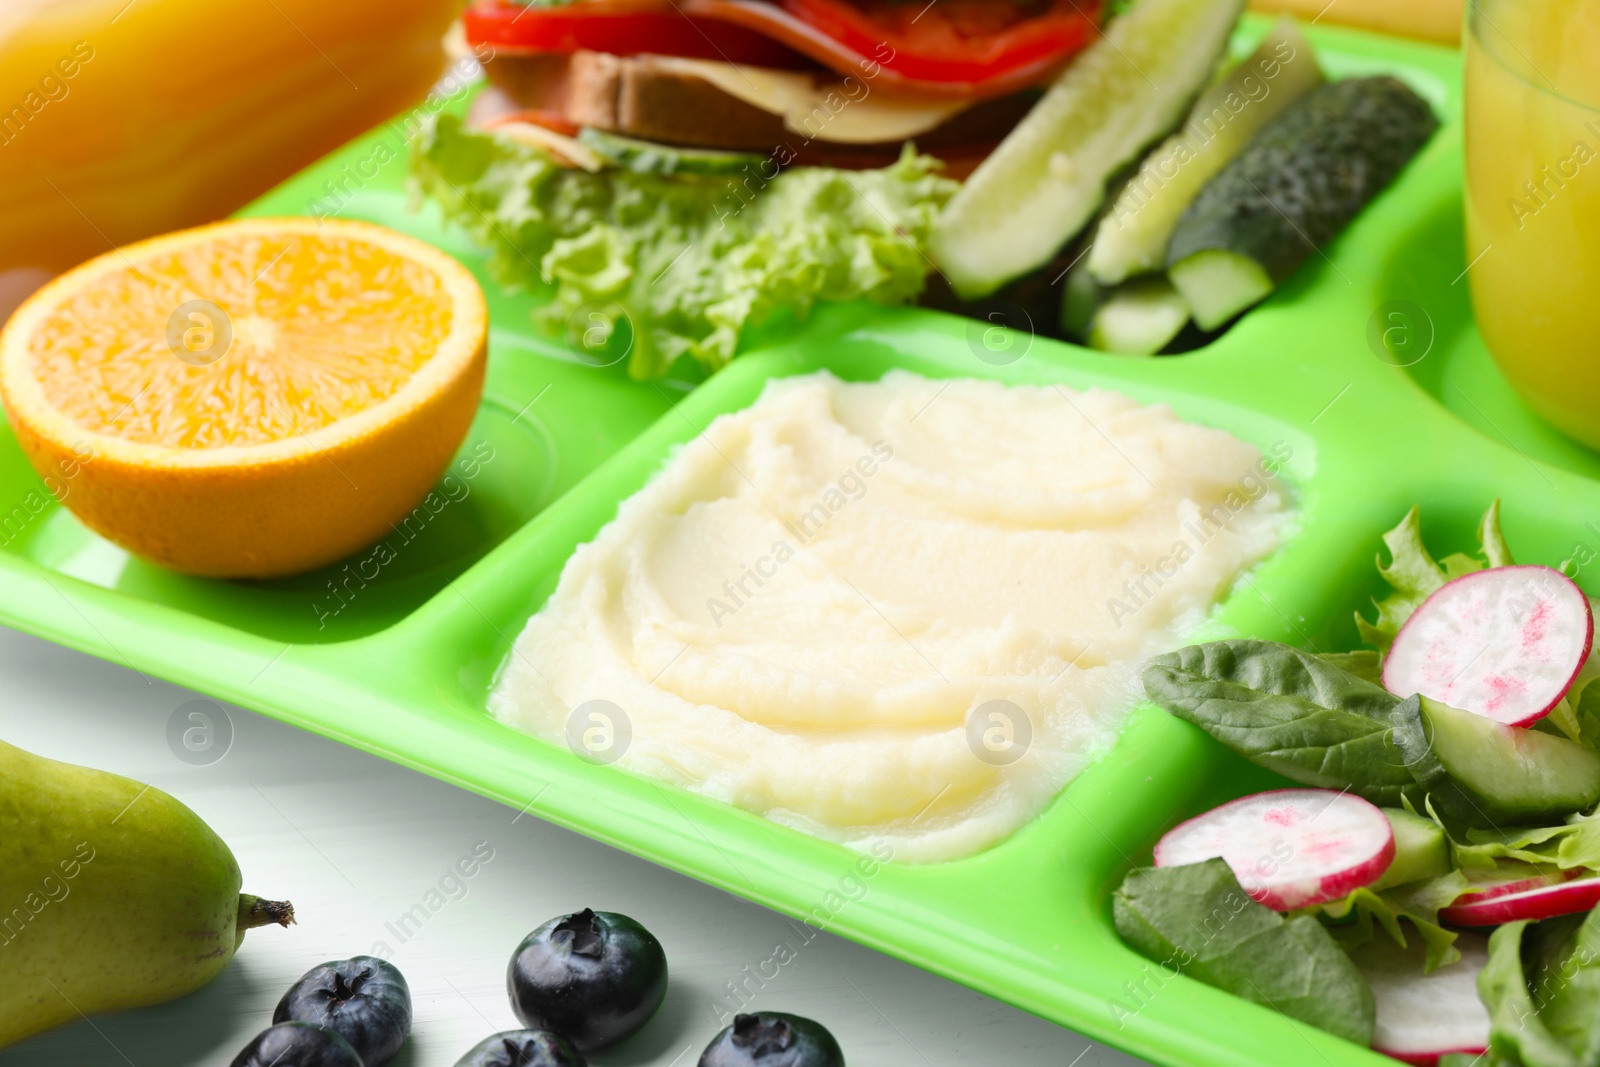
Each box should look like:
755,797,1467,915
0,218,487,578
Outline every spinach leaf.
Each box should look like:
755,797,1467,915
1318,649,1383,685
1523,914,1600,1060
1113,859,1375,1045
1142,640,1417,806
1478,919,1598,1067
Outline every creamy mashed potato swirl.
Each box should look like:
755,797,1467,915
490,371,1291,862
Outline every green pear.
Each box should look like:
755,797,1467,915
0,738,292,1048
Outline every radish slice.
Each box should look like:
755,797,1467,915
1383,565,1593,727
1453,864,1577,905
1352,932,1490,1066
1440,876,1600,926
1153,789,1396,911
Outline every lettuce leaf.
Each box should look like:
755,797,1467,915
1546,655,1600,747
1356,501,1512,653
1296,872,1468,973
409,113,958,379
1454,813,1600,873
1478,914,1600,1067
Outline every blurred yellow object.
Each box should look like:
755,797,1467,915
0,0,459,278
1248,0,1462,42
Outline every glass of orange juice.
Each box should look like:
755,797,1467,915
1464,0,1600,448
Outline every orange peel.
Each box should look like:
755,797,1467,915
0,217,487,578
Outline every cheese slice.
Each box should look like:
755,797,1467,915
488,120,607,171
652,56,972,144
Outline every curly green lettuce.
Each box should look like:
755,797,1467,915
1295,872,1469,973
409,113,957,379
1355,500,1513,653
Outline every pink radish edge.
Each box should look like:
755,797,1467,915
1440,876,1600,926
1453,868,1579,905
1153,788,1396,912
1382,1047,1488,1067
1383,565,1593,728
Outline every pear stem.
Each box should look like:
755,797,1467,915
238,894,296,934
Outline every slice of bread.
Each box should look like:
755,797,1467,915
481,49,1034,153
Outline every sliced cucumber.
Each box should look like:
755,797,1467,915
1167,76,1438,325
1087,19,1323,286
576,127,767,176
1391,696,1600,827
930,0,1245,300
1060,253,1107,339
1169,249,1273,330
1370,807,1451,891
1087,276,1190,355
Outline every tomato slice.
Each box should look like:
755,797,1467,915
679,0,1098,97
466,0,1100,99
785,0,1100,83
464,0,810,68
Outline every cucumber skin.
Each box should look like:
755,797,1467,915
1166,77,1438,282
1088,19,1324,285
1390,695,1600,828
932,0,1245,299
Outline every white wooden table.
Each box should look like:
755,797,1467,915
0,624,1146,1067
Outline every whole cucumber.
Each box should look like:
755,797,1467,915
1168,77,1438,294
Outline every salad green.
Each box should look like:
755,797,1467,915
1112,859,1376,1043
1141,639,1416,805
410,114,956,379
1356,502,1514,654
1299,873,1467,973
1125,502,1600,1065
1476,915,1600,1067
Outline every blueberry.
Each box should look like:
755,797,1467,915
507,908,667,1052
454,1029,589,1066
230,1021,363,1067
697,1013,845,1067
274,955,412,1065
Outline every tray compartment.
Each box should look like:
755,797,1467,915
0,20,1575,1067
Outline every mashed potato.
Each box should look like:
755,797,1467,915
490,371,1291,862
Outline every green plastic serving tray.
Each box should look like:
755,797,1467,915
2,17,1591,1067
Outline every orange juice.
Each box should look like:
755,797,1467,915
1465,0,1600,448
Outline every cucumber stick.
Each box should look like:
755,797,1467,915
1087,277,1190,355
1060,254,1107,340
1391,696,1600,827
1168,249,1273,329
1369,807,1451,891
1087,19,1324,285
1168,76,1439,327
931,0,1244,300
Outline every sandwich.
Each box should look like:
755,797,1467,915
461,0,1102,176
